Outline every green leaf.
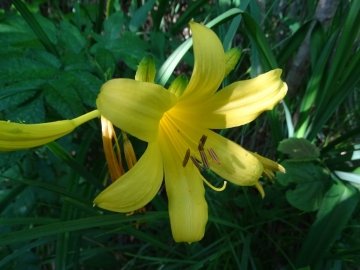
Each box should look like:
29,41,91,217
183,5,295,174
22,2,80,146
309,21,326,70
6,95,45,124
11,0,58,56
91,31,150,70
43,76,84,119
0,237,56,268
24,48,61,68
0,58,59,84
61,71,102,108
58,20,86,54
242,12,278,70
295,181,359,269
0,151,27,168
95,48,116,79
0,212,168,246
286,181,325,212
129,0,156,32
45,142,104,191
278,138,320,160
0,83,38,109
277,20,313,67
276,161,329,211
104,11,124,40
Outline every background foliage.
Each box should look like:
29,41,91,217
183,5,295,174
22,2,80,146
0,0,359,269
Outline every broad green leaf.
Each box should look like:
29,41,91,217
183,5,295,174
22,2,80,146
58,20,86,54
277,161,329,211
43,76,84,119
61,71,102,108
0,58,59,84
0,83,38,109
24,48,61,68
0,151,27,168
91,31,150,70
104,11,124,40
129,0,156,32
278,138,319,160
6,95,45,124
95,48,116,79
286,180,325,212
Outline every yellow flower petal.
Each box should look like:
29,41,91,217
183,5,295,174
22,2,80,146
164,111,263,186
180,22,225,102
206,132,264,186
159,126,207,243
96,79,178,142
93,141,163,212
174,69,287,129
0,110,100,151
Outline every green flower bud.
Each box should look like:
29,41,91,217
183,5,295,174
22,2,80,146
168,75,189,97
135,54,156,83
224,47,242,78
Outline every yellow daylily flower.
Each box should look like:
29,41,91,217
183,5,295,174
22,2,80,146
0,110,100,151
94,22,288,242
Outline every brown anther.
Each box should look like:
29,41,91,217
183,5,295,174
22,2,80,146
198,140,204,151
200,135,208,146
182,149,190,167
190,156,203,172
199,149,210,169
208,148,221,165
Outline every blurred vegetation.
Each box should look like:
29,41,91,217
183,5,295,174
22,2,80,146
0,0,359,269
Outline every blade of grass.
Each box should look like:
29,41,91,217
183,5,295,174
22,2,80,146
0,183,27,213
307,49,360,139
2,175,92,205
46,141,104,191
0,212,168,246
321,1,360,101
277,20,314,67
0,236,56,267
295,179,359,269
294,31,338,138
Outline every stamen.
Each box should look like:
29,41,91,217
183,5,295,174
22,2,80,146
202,178,227,192
199,149,210,169
200,135,208,146
182,149,190,167
208,148,220,165
198,135,210,169
190,155,203,172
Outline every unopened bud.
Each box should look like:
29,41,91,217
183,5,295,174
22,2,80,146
135,54,156,83
168,74,188,97
224,47,242,78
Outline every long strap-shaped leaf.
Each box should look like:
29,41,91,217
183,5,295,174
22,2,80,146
11,0,59,57
0,212,167,246
295,180,359,269
46,141,104,190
